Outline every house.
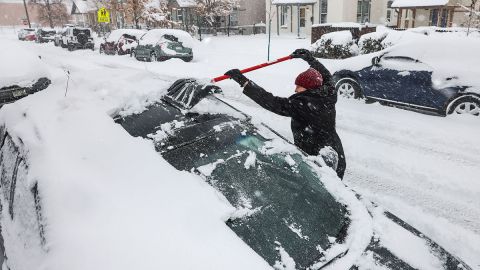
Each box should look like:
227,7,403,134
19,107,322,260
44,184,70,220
70,0,98,27
392,0,479,28
168,0,197,30
266,0,397,37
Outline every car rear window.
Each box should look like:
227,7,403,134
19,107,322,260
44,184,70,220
73,28,90,36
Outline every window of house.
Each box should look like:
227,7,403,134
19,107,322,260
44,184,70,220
280,6,288,26
386,0,394,22
320,0,328,23
357,0,371,23
177,9,183,22
299,7,306,27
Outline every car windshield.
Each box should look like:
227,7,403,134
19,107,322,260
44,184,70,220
161,119,348,269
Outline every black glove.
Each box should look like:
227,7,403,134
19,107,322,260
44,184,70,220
291,49,315,62
225,69,249,87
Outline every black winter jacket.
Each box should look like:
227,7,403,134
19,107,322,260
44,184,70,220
243,59,346,179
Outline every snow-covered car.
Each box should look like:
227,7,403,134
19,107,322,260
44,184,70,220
53,26,70,47
0,43,51,108
99,29,145,55
117,95,472,269
133,29,194,62
333,38,480,117
17,28,36,41
35,28,56,43
0,86,474,269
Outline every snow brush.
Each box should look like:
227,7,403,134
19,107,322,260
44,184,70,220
163,55,293,110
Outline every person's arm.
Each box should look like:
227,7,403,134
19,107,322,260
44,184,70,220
243,81,298,117
224,69,307,118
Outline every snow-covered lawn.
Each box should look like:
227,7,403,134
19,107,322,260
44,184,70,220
1,29,479,268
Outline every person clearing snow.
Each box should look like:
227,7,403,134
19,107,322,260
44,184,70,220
225,49,346,179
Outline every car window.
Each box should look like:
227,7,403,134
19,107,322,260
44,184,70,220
161,122,348,269
379,55,431,72
73,28,90,36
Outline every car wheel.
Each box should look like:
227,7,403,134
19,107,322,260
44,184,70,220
68,44,74,51
149,53,157,62
447,96,480,117
335,78,362,99
182,57,193,62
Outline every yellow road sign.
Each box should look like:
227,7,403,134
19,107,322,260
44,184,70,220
97,7,110,23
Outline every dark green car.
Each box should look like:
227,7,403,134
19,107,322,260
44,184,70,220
133,29,194,62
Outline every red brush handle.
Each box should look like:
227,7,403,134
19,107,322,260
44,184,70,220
212,55,293,83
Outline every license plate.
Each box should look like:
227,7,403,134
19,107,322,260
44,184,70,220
12,89,27,98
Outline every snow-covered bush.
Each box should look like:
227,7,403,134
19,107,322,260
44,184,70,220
311,31,359,59
358,31,388,54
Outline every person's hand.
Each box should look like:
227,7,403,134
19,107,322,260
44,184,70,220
291,49,314,61
225,69,249,87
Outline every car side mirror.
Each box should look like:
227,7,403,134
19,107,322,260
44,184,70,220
372,57,381,66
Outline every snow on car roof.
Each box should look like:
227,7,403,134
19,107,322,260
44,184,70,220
139,29,195,47
391,0,448,8
106,29,146,42
385,37,480,89
0,40,49,88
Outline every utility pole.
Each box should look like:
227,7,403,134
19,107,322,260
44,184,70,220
22,0,31,28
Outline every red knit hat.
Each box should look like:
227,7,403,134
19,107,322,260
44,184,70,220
295,68,323,90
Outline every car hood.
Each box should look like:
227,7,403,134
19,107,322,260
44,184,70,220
0,40,50,88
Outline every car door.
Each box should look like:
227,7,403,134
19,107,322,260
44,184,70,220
358,56,433,105
356,60,405,101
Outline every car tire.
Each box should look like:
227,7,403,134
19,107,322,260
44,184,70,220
447,95,480,117
149,53,157,62
335,77,362,99
182,57,193,62
68,44,74,51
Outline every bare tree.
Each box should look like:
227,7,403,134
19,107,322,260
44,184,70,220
194,0,237,27
143,0,172,28
460,0,480,35
124,0,148,28
30,0,69,28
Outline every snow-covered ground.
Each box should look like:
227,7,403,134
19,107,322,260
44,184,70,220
1,29,479,268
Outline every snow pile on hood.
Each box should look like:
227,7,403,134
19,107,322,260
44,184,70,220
106,29,146,42
139,29,196,48
0,42,50,88
0,39,270,270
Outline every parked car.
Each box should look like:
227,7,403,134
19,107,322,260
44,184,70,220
133,29,194,62
333,39,480,117
55,27,94,51
0,89,473,268
53,26,72,48
0,46,51,108
99,29,145,55
18,28,36,41
35,28,56,43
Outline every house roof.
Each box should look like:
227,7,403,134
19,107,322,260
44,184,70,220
272,0,317,5
72,0,97,14
391,0,448,8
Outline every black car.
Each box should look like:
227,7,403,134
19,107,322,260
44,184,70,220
35,28,56,43
333,41,480,117
114,95,472,269
0,78,50,108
